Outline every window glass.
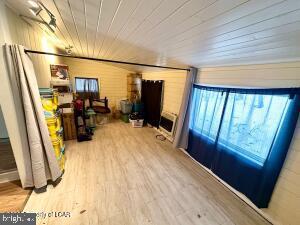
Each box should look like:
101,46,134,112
190,87,290,165
75,78,88,92
219,93,289,164
75,77,99,98
190,88,226,140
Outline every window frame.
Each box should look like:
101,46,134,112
75,77,99,94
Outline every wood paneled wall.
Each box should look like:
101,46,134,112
197,61,300,225
62,58,133,109
142,70,187,115
4,5,60,87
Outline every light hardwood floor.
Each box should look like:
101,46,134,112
0,180,31,212
24,121,271,225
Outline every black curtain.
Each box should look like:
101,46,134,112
141,80,163,127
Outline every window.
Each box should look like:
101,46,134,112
75,77,99,99
188,85,299,208
190,89,226,141
190,88,290,165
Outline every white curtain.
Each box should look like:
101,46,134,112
173,67,198,149
75,77,99,99
4,44,61,188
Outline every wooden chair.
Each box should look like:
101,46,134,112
88,97,111,114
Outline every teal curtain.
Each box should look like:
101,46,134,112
188,85,300,208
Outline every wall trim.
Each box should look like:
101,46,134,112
0,169,19,183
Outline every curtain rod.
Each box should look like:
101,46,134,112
24,50,190,71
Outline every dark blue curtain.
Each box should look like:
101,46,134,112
188,85,300,208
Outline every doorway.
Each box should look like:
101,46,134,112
0,106,17,178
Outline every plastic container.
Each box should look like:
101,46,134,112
132,102,144,113
44,110,54,118
41,97,56,112
56,117,61,130
52,89,58,106
129,119,144,128
59,137,64,150
39,88,53,96
46,116,57,136
55,110,62,130
46,113,61,135
49,132,58,140
120,113,129,123
120,100,133,114
86,108,96,129
57,128,64,148
129,112,143,120
51,138,61,158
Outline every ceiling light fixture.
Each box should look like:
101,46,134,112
65,45,73,55
28,0,38,7
27,0,57,32
49,16,57,29
29,7,42,16
28,0,42,16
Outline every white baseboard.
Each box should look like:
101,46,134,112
178,148,280,225
0,170,19,183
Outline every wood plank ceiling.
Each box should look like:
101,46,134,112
5,0,300,70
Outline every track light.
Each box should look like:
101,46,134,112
26,0,57,33
49,16,57,29
29,7,42,16
28,0,42,16
28,0,39,8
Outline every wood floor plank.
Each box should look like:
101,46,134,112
23,121,271,225
0,180,31,212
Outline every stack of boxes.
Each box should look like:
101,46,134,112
39,88,65,171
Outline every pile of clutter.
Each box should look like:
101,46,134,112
120,100,144,128
73,97,94,142
39,88,65,171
